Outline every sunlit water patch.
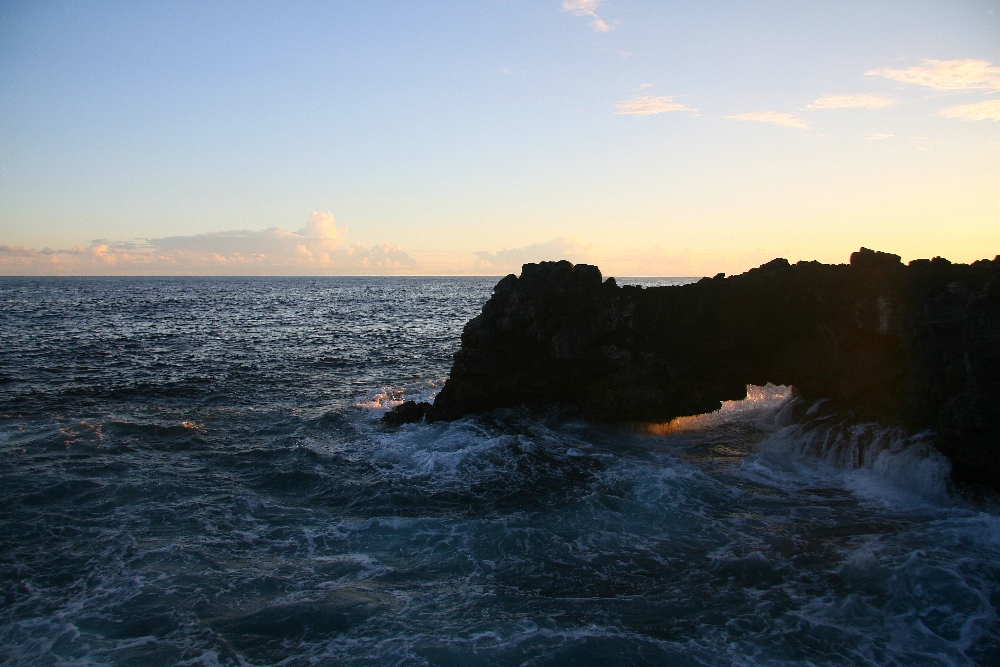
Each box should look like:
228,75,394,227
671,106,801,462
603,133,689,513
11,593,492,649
1,277,997,666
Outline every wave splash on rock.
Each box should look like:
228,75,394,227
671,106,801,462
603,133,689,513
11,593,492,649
385,249,999,490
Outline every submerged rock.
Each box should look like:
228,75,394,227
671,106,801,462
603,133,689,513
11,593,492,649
382,400,431,426
426,250,1000,489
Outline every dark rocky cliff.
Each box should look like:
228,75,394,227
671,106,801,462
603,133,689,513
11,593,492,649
392,249,1000,488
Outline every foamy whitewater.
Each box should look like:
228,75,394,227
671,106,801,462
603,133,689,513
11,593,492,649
1,277,997,666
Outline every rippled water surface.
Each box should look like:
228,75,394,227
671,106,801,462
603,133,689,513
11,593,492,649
1,277,998,666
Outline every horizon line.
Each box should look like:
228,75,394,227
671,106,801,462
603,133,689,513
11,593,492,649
0,273,703,279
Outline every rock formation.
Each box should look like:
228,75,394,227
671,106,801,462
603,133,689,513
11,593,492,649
386,249,1000,489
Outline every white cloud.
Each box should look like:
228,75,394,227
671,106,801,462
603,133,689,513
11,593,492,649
152,211,348,255
866,59,1000,91
615,96,695,115
938,99,1000,121
562,0,600,17
301,210,349,246
864,132,895,141
0,212,417,275
474,237,591,271
561,0,617,32
726,111,809,130
807,93,898,109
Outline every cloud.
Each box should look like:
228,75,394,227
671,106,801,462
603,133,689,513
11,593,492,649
152,211,348,255
602,245,784,278
0,245,39,257
866,59,1000,91
726,111,809,130
864,132,895,141
0,212,418,275
300,210,350,246
938,99,1000,121
561,0,617,32
615,96,696,115
562,0,600,14
474,237,591,271
807,93,898,109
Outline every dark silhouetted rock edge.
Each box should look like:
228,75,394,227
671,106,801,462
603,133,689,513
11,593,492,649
423,251,1000,490
382,400,432,426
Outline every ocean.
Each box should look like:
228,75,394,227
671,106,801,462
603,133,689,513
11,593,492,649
1,276,997,666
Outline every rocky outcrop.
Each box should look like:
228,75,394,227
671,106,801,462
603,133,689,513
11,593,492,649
386,249,1000,488
382,400,432,426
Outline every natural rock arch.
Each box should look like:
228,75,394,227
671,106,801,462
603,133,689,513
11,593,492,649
390,251,1000,488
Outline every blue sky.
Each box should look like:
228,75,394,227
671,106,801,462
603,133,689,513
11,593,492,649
1,1,998,275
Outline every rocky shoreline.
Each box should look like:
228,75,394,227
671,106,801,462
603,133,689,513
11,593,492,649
386,249,1000,489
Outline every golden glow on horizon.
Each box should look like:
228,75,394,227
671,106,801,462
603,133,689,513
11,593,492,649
1,8,997,277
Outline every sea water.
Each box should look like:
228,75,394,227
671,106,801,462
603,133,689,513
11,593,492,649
0,277,997,666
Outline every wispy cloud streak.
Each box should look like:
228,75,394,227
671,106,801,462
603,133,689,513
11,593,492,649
867,59,1000,91
938,99,1000,121
726,111,809,130
615,96,695,115
561,0,616,32
474,238,591,271
807,93,898,109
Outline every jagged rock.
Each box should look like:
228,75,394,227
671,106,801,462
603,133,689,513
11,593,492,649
382,400,431,426
426,250,1000,489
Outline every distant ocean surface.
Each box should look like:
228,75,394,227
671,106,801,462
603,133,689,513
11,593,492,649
1,276,998,667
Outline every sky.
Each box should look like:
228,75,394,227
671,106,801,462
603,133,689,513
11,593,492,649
1,0,998,276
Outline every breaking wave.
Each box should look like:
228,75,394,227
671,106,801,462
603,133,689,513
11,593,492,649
1,278,997,667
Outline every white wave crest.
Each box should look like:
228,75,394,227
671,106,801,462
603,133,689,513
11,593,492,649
643,383,795,435
352,381,443,412
760,421,952,504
